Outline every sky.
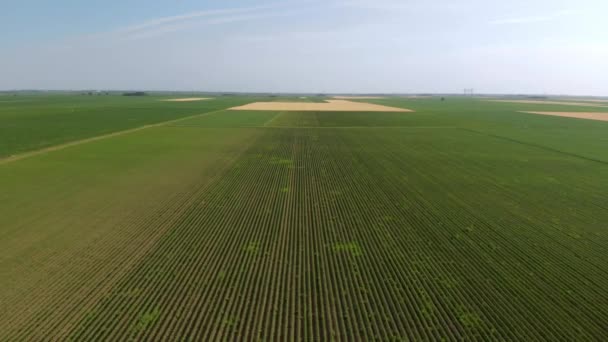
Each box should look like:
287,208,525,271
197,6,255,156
1,0,607,95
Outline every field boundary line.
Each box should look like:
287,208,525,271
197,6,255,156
0,109,227,166
260,126,458,129
163,125,458,129
262,111,285,127
461,127,608,166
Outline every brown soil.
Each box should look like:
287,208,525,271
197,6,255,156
519,111,608,122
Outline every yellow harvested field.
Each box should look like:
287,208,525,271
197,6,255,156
519,111,608,122
161,98,211,102
229,100,411,112
487,100,608,108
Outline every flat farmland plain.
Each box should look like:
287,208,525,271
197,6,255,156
1,96,608,340
0,95,255,158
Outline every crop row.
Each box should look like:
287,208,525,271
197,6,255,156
57,127,608,340
0,128,261,340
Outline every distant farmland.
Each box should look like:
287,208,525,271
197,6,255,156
1,95,608,340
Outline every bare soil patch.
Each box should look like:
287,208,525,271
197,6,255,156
519,111,608,122
229,100,411,112
161,98,211,102
487,100,608,108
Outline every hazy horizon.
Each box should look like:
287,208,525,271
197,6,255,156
2,90,607,98
2,0,607,96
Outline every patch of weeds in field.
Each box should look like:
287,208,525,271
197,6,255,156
278,159,294,166
358,285,370,295
333,242,363,256
458,310,483,329
223,316,239,328
437,275,458,289
269,157,293,166
133,308,160,332
244,241,260,255
417,289,436,318
280,187,289,193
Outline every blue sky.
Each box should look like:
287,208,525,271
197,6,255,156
2,0,607,95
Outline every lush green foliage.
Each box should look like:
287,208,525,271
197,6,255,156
1,95,608,340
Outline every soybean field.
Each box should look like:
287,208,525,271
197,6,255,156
1,95,608,340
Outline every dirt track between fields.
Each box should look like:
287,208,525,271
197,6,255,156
229,100,411,112
519,111,608,122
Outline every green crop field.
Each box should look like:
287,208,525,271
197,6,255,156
1,95,608,340
0,95,254,158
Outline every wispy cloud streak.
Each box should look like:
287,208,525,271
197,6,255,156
88,0,320,41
